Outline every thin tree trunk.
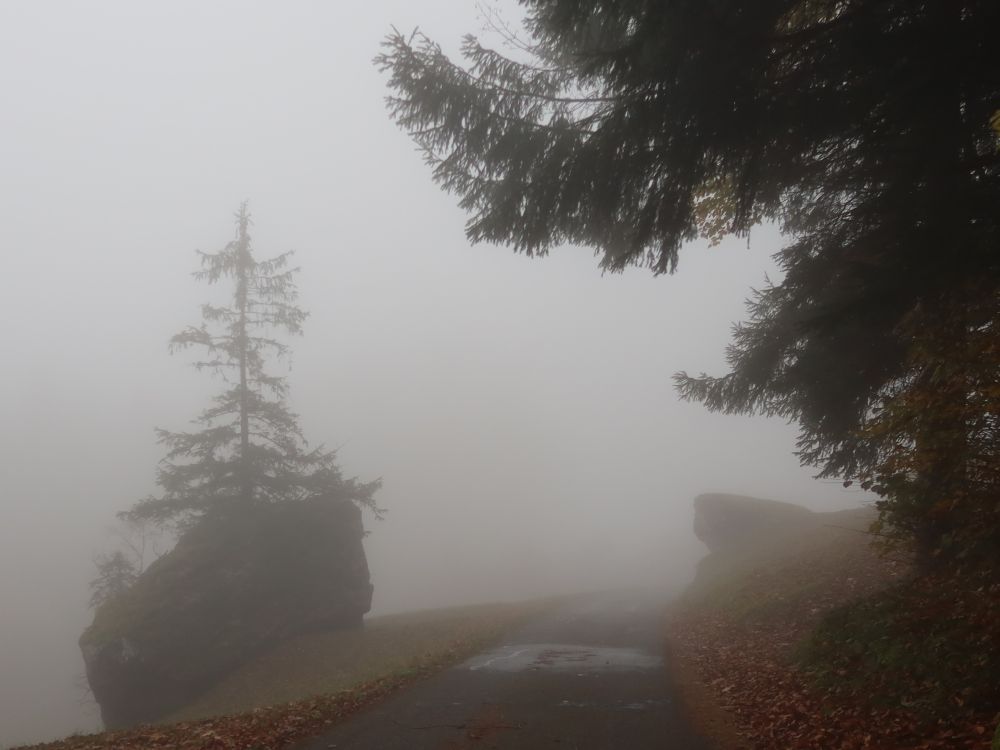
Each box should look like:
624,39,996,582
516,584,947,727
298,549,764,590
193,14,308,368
236,205,252,503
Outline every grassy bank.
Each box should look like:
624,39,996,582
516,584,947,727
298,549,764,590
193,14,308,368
667,502,999,749
168,601,553,722
18,599,556,750
799,571,1000,727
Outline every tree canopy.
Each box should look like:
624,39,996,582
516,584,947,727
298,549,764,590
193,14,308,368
378,1,1000,567
127,204,381,527
88,551,137,609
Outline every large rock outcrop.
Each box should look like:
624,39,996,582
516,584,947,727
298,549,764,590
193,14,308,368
693,493,817,553
80,497,372,729
693,493,874,554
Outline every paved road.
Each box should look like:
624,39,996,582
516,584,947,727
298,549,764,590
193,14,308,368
297,591,709,750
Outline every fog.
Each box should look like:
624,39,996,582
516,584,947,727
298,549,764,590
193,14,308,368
0,2,863,747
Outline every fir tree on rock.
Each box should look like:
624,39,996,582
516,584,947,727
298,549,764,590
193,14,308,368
127,203,381,527
88,551,138,609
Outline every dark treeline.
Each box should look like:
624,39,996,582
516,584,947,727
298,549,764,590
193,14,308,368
377,0,1000,574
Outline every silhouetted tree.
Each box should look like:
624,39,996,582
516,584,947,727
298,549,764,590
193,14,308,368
377,1,1000,567
89,551,137,609
127,204,381,527
857,286,1000,569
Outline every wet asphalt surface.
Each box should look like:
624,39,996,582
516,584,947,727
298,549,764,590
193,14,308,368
296,590,710,750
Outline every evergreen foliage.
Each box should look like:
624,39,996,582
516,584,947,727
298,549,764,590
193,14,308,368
89,551,137,609
127,204,381,527
377,1,1000,568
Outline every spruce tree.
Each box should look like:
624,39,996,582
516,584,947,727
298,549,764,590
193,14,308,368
377,1,1000,566
128,204,380,527
89,551,137,609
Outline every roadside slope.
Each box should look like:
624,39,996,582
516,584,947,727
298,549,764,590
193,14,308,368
667,494,998,750
16,601,554,750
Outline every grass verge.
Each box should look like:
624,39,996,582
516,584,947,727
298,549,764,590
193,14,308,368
17,599,556,750
798,572,1000,722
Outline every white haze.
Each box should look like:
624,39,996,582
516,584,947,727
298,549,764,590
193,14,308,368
0,2,866,747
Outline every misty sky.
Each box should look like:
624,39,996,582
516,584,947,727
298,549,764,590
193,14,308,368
0,2,867,747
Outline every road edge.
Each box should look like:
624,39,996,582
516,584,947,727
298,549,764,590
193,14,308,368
663,620,751,750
